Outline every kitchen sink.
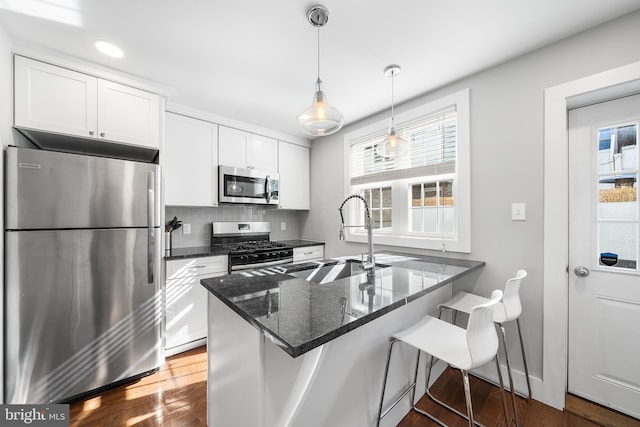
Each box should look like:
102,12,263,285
288,259,390,284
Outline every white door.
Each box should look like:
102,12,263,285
568,94,640,419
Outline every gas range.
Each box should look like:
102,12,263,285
212,221,294,273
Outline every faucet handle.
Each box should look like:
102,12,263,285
361,252,375,270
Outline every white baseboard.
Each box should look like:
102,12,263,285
165,337,206,357
470,362,544,403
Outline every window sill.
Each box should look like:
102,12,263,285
347,232,470,254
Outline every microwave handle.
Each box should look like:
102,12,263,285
265,175,271,203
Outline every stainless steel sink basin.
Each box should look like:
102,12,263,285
288,260,390,284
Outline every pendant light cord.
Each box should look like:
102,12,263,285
390,73,396,128
316,26,321,84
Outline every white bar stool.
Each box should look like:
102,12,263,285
438,269,531,427
376,290,509,427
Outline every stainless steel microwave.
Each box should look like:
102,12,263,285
219,165,279,205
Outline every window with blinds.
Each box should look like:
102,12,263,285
350,106,456,186
343,88,470,253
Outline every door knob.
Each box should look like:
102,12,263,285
574,266,590,277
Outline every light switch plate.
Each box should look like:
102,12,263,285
182,223,191,234
281,222,286,231
511,203,526,221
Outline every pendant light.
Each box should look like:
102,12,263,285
297,5,344,136
375,64,409,158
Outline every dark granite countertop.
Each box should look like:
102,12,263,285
275,239,325,248
164,240,325,261
201,252,484,358
164,245,229,260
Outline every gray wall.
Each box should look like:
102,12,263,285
166,206,303,248
301,10,640,379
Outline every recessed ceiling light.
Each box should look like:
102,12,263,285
94,40,124,58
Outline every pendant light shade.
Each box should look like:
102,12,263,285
376,64,409,158
297,5,344,136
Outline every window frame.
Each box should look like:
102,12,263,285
343,88,471,253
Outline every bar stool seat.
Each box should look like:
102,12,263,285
438,269,530,427
377,290,510,427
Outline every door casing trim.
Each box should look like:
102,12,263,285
542,60,640,410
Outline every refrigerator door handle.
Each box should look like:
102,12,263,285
147,171,155,284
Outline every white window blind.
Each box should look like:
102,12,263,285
350,106,457,186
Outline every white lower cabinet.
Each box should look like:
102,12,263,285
293,245,324,263
165,255,227,356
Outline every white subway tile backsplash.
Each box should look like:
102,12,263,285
165,205,302,248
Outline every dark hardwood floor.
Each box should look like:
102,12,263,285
69,345,639,426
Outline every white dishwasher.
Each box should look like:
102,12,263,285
165,255,227,356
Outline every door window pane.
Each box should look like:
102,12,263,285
599,177,637,220
598,223,637,269
596,123,638,270
598,124,637,173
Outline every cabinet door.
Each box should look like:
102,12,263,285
218,126,250,168
14,56,98,138
165,113,218,206
278,141,310,209
97,80,160,149
250,134,278,173
165,256,227,354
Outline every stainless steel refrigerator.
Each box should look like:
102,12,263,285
4,146,162,404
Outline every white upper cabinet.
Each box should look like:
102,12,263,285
218,125,277,173
97,80,159,148
250,133,278,172
165,112,218,206
278,141,310,210
218,126,250,169
15,56,98,138
14,56,160,149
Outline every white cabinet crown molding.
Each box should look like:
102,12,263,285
12,44,172,98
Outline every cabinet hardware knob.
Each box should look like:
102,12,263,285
100,132,105,138
89,131,94,136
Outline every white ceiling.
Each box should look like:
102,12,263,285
1,0,639,140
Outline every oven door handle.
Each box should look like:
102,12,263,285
265,175,271,203
231,257,293,271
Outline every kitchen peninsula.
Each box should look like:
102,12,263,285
201,252,484,427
